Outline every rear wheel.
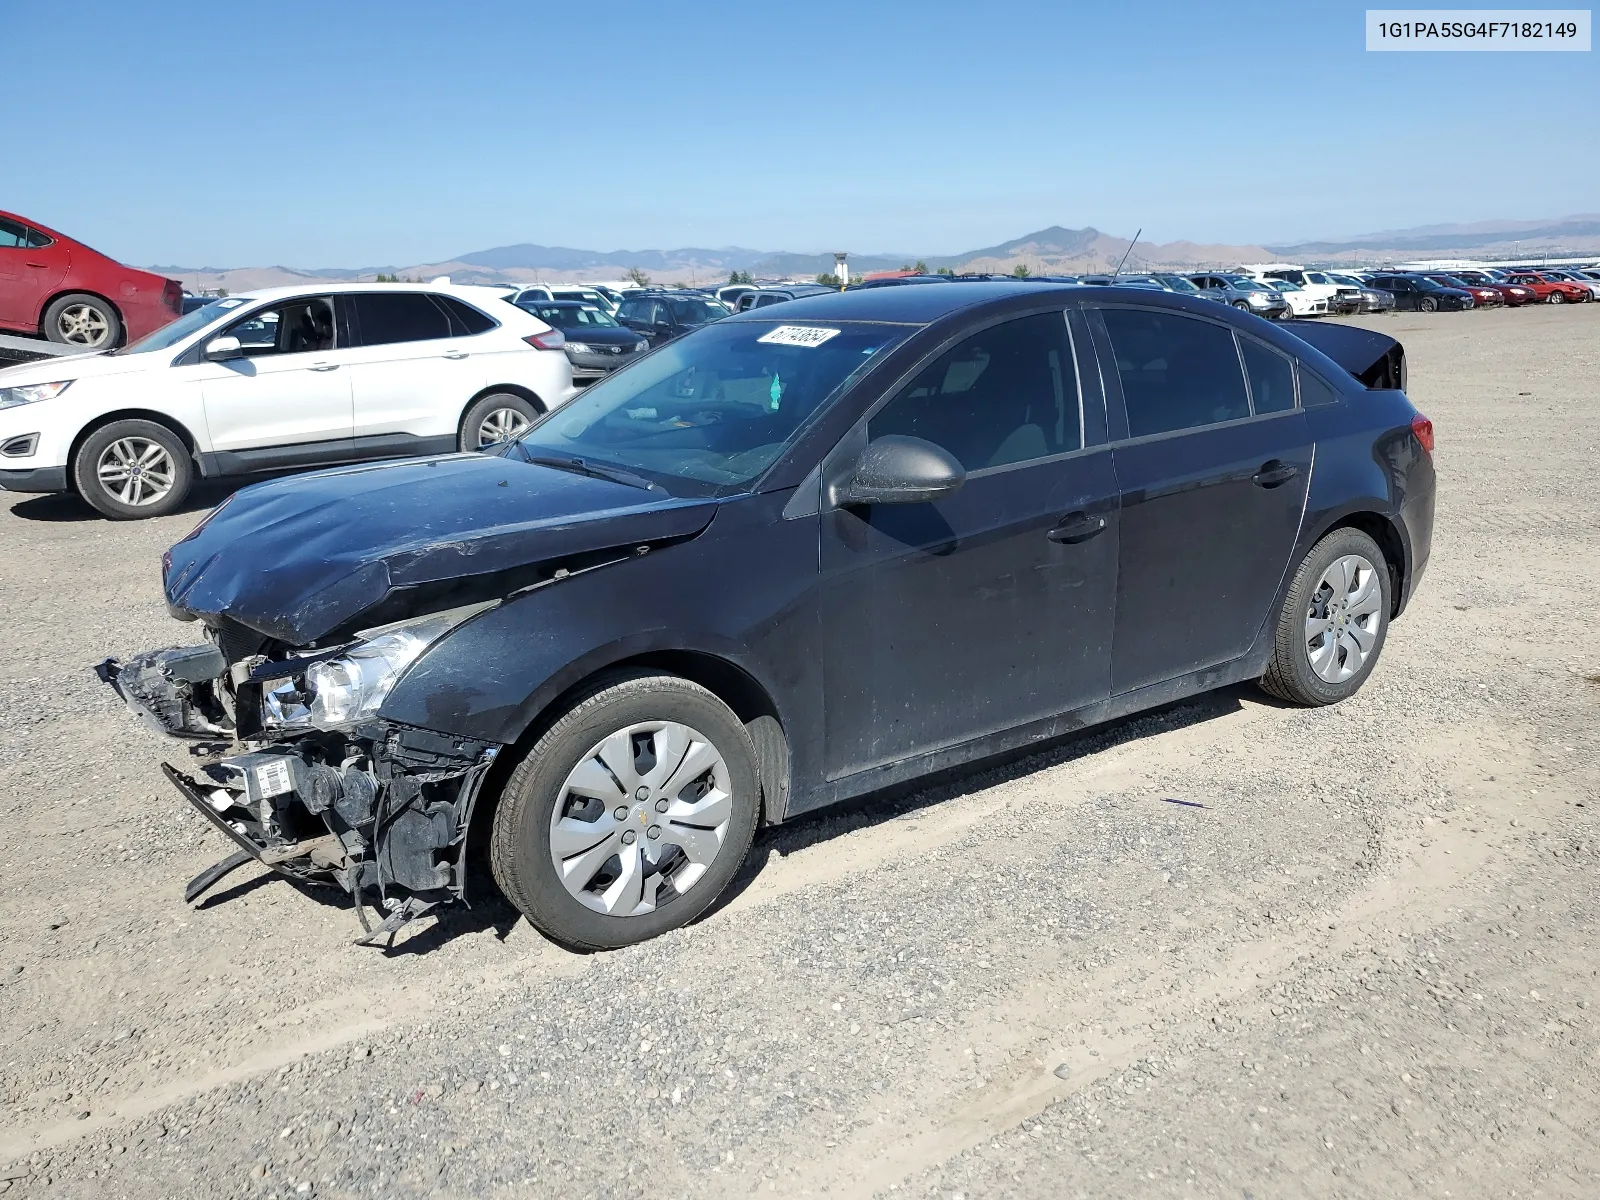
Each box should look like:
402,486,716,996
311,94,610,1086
72,419,193,519
1260,527,1391,707
490,670,761,951
43,293,122,350
460,392,539,452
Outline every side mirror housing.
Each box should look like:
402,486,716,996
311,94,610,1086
829,435,965,507
204,335,243,361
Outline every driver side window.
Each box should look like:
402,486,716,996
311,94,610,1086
225,298,336,357
868,312,1083,471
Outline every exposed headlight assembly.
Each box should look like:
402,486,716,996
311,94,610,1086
0,380,72,410
261,602,493,731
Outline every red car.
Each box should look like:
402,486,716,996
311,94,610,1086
1449,270,1539,306
0,210,182,350
1504,271,1591,305
1422,274,1504,307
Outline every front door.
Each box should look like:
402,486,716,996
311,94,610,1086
1089,304,1312,694
198,296,354,454
820,309,1119,780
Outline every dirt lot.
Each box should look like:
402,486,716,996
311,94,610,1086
1,305,1597,1199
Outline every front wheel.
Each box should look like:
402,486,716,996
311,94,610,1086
490,670,761,951
1418,297,1438,313
1232,300,1251,311
1259,528,1391,707
1547,291,1565,305
460,392,540,452
72,419,194,519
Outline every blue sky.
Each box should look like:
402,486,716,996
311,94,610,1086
5,0,1595,266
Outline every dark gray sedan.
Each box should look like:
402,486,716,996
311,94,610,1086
514,300,649,385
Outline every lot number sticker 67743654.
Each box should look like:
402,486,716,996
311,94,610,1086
757,326,841,348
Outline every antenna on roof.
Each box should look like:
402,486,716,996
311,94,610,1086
1110,229,1141,280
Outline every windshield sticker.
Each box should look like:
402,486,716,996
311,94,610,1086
216,298,245,309
769,374,784,410
757,325,841,348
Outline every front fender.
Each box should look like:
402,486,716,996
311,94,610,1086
378,490,819,749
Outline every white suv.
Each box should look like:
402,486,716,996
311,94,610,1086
0,283,578,519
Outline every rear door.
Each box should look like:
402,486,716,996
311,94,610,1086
1089,303,1312,694
344,291,488,446
0,218,68,328
198,295,355,454
819,307,1120,778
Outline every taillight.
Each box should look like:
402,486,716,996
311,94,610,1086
1411,414,1434,455
524,330,565,350
162,280,183,313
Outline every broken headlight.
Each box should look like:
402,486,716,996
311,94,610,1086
261,603,490,732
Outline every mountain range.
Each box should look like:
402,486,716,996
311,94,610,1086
152,214,1600,293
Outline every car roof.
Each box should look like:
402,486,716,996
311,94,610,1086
218,282,521,306
724,280,1086,325
516,298,593,307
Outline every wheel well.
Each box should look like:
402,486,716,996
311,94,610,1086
457,384,546,442
473,650,791,854
67,410,199,490
1327,512,1407,617
38,289,125,341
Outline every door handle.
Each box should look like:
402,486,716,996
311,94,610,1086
442,350,469,360
1252,460,1299,489
25,261,49,269
308,362,339,372
1046,512,1109,544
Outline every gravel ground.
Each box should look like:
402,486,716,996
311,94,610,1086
0,305,1596,1199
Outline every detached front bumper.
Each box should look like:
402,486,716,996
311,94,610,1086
98,648,501,941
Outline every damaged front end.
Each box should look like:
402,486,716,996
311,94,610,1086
97,605,501,945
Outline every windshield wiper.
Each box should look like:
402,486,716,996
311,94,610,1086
527,455,666,494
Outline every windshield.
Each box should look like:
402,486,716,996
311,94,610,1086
515,320,909,495
668,298,731,324
1271,280,1303,291
525,304,620,328
1414,278,1447,291
1229,279,1271,292
119,297,252,353
1154,275,1199,293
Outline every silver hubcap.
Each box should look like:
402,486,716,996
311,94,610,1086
548,721,733,917
478,407,530,448
58,303,110,347
1305,553,1382,683
96,438,176,507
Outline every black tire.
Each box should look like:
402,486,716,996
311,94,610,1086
1418,297,1438,313
72,419,194,520
1232,300,1251,311
1259,527,1392,707
490,670,761,951
459,392,540,452
1547,291,1565,305
43,293,123,350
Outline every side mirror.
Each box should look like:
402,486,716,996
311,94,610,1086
204,335,243,361
830,435,965,507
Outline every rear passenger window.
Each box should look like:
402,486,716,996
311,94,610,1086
0,218,26,248
869,312,1081,471
1240,338,1296,414
1100,308,1249,437
352,293,452,345
432,295,496,336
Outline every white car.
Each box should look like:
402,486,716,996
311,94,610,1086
1263,279,1328,317
0,282,578,519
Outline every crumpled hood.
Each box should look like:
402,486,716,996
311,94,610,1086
164,453,717,645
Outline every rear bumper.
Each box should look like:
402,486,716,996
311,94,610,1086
0,465,68,493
